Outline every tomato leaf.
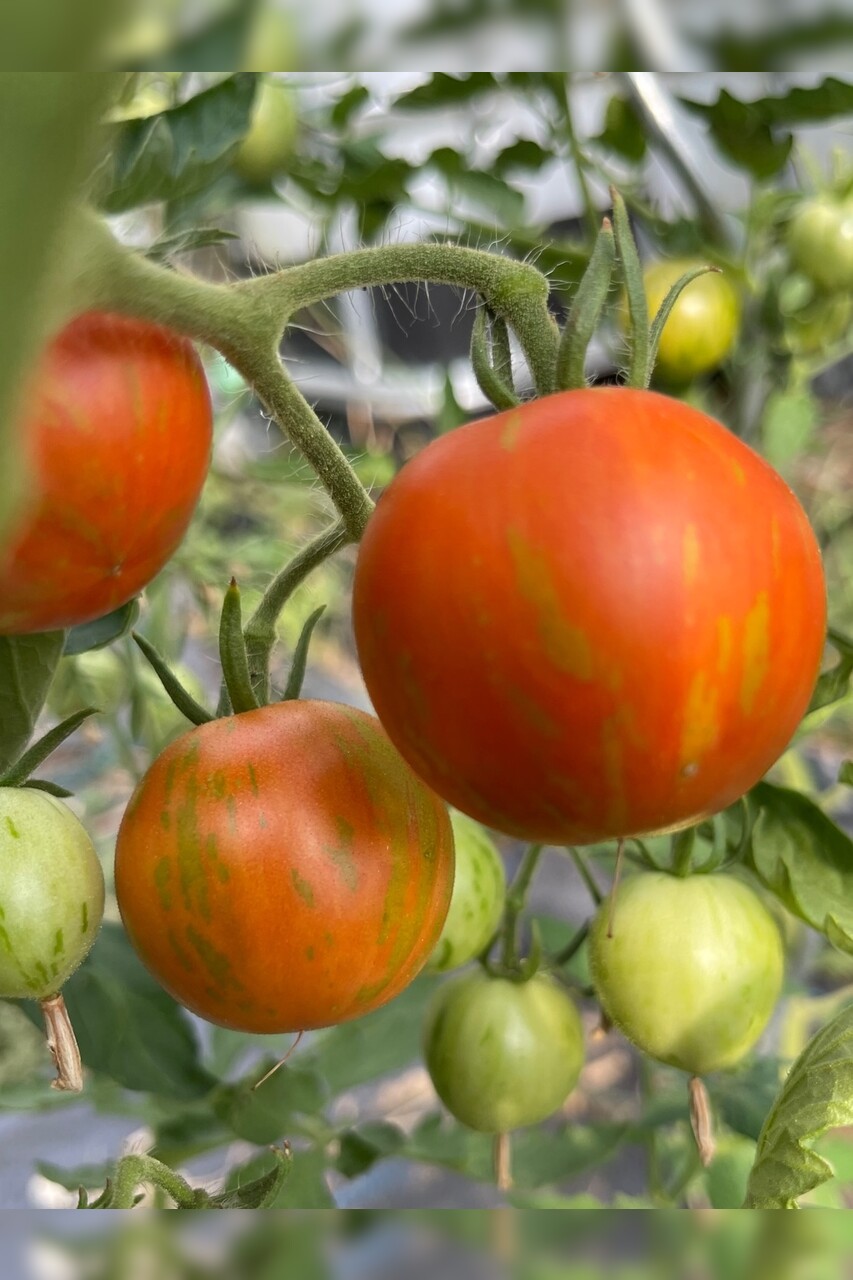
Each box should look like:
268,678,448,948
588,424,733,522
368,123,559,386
0,632,66,775
748,783,853,952
98,73,257,214
806,629,853,717
223,1146,334,1208
19,923,215,1099
335,1121,407,1178
208,1145,293,1208
592,95,647,162
707,1057,789,1141
146,226,238,262
35,1159,111,1192
392,73,499,110
63,600,139,656
745,1003,853,1208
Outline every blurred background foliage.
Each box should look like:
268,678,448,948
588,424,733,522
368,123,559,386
3,63,853,1216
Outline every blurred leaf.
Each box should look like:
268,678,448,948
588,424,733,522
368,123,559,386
330,84,370,129
209,1145,292,1208
746,1003,853,1208
394,73,498,110
593,95,647,162
63,599,139,655
761,387,818,469
428,147,524,225
435,374,469,434
304,974,441,1096
0,632,66,774
840,761,853,787
20,924,215,1099
707,1057,788,1141
146,226,238,262
493,138,553,175
748,783,853,952
36,1159,110,1192
132,7,257,70
682,79,853,179
217,1064,327,1144
99,73,257,213
808,630,853,717
407,1112,628,1188
336,1121,407,1178
710,17,853,71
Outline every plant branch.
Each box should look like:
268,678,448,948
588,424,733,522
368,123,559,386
499,843,544,970
567,846,604,906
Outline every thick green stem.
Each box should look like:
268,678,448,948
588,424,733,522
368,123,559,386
263,243,559,396
110,1154,207,1210
499,843,544,970
243,521,351,704
671,827,697,877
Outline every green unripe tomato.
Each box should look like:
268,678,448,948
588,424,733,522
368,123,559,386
423,968,584,1132
589,872,783,1075
235,80,298,186
426,812,506,972
0,789,104,999
787,198,853,294
785,290,852,354
639,258,740,383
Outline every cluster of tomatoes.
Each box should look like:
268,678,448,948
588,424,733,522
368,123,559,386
0,265,826,1141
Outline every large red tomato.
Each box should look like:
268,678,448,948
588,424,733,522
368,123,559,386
0,312,212,634
114,700,454,1033
352,387,826,845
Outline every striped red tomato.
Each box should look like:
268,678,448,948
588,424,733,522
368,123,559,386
0,311,212,634
114,700,454,1033
352,387,826,845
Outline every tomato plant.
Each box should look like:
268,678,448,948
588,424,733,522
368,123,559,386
786,197,853,294
0,311,212,635
423,967,584,1132
114,700,454,1033
426,811,505,973
0,787,104,1000
588,871,784,1075
353,387,826,845
638,258,741,382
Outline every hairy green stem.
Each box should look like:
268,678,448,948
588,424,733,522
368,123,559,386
110,1154,206,1210
243,521,350,704
500,843,544,970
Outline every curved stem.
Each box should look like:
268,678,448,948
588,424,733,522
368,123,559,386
567,846,604,906
499,843,544,970
41,993,82,1092
110,1154,207,1210
243,520,351,704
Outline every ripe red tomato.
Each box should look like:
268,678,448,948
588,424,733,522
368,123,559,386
0,312,212,634
114,700,454,1033
352,387,826,845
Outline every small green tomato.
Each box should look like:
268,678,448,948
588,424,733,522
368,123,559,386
426,812,506,972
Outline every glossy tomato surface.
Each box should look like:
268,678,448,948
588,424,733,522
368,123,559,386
641,258,740,382
114,700,454,1033
423,968,584,1132
0,312,212,634
588,872,784,1075
352,388,826,845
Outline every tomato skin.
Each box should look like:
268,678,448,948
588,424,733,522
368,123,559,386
352,387,826,845
0,789,104,999
787,199,853,294
423,968,584,1132
640,258,740,382
0,312,212,634
114,700,454,1034
426,812,505,973
588,872,783,1075
235,81,297,185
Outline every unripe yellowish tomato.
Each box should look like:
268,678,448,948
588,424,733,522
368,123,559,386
235,80,298,186
638,259,741,383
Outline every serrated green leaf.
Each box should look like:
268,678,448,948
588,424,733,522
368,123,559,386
63,599,139,655
749,783,853,952
98,73,257,213
593,95,647,162
20,924,214,1099
0,632,66,774
746,1003,853,1207
679,91,793,179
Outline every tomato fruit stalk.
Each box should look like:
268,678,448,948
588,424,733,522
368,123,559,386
0,312,212,634
353,387,825,845
115,700,454,1033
